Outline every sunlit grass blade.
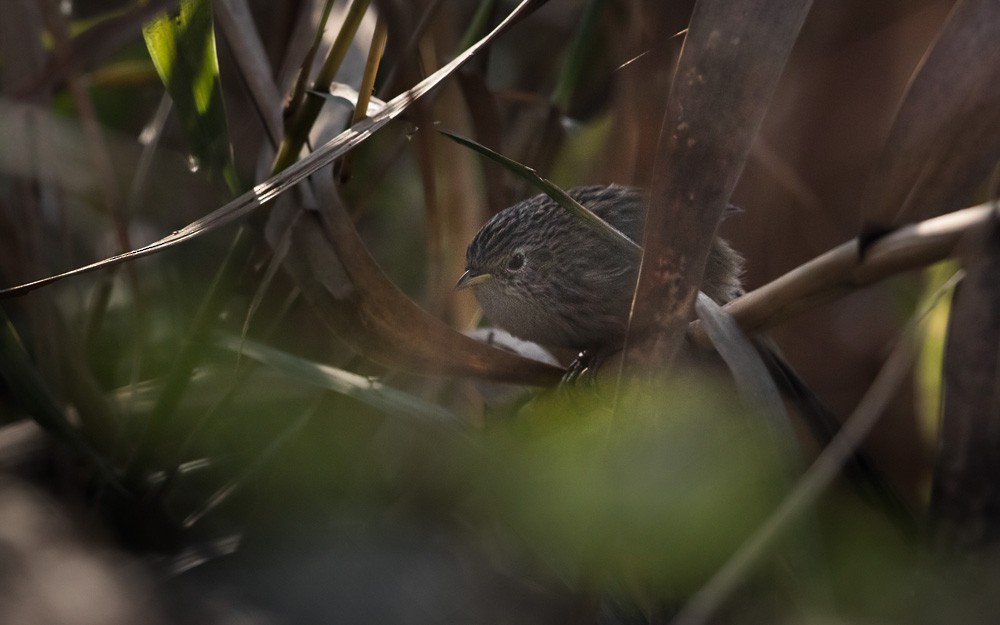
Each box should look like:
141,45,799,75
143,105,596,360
0,0,545,299
143,0,239,193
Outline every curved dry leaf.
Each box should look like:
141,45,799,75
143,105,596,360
277,196,563,385
221,0,559,384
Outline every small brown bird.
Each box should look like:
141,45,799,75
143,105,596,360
456,184,744,354
456,185,909,523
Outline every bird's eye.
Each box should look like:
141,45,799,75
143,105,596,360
507,252,525,271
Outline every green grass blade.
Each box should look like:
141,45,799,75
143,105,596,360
439,129,641,256
215,334,461,425
143,0,238,193
0,307,123,490
551,0,605,111
182,398,319,529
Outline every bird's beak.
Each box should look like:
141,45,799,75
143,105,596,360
455,269,491,290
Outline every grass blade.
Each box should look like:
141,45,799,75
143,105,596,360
143,0,239,192
439,129,640,256
0,0,546,299
0,307,123,491
215,334,460,425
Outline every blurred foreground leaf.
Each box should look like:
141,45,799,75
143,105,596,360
0,308,122,490
453,383,791,595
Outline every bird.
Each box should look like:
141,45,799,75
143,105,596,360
456,184,910,525
455,184,744,354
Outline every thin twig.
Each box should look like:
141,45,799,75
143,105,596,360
337,12,387,182
689,202,997,346
272,0,372,173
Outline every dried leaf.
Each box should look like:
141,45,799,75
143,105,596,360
860,0,1000,229
625,0,814,372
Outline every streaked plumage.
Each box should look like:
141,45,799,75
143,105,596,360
459,185,744,351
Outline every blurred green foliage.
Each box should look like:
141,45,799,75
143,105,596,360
1,1,998,623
